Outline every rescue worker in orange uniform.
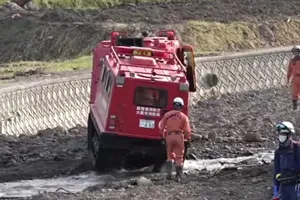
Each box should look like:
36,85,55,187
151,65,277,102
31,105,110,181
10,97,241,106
287,45,300,110
158,97,191,182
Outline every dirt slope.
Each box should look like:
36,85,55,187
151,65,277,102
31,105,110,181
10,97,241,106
0,0,300,63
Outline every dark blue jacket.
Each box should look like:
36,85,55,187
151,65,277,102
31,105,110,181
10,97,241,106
273,141,300,187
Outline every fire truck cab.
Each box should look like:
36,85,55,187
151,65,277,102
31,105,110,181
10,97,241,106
87,30,197,172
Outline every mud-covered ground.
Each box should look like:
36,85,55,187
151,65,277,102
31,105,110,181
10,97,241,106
26,164,274,200
190,86,300,159
0,125,92,182
0,86,295,184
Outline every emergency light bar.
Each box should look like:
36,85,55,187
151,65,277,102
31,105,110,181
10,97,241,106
113,46,171,59
133,49,153,57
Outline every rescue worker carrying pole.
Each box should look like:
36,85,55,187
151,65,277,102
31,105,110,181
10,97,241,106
287,45,300,110
273,121,300,200
158,97,191,182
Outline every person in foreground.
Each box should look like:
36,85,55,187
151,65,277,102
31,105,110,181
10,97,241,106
158,97,191,182
273,121,300,200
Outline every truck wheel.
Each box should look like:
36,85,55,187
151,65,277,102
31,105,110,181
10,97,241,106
87,114,110,172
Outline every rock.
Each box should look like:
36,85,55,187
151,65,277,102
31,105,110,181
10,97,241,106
251,177,262,183
0,147,13,156
207,132,217,140
68,127,80,135
191,133,201,141
136,177,152,186
241,150,254,156
53,126,68,135
240,157,259,165
37,128,55,137
3,135,18,143
244,133,261,142
24,1,39,10
225,190,234,195
9,158,17,166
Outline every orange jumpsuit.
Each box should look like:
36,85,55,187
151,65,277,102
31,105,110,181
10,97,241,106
159,110,191,167
287,57,300,101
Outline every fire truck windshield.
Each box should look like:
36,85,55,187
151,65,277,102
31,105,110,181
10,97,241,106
134,87,168,108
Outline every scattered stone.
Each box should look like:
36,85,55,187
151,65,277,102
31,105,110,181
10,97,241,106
0,146,13,156
244,133,262,142
136,177,152,186
207,132,217,140
37,128,55,137
240,157,259,165
68,127,80,135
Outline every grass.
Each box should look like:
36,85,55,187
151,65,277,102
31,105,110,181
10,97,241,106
183,21,260,55
0,0,179,9
182,20,300,55
2,20,300,79
0,56,91,79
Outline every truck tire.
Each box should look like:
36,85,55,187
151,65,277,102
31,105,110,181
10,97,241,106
87,114,111,172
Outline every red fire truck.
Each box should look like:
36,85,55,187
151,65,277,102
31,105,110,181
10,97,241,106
87,30,197,172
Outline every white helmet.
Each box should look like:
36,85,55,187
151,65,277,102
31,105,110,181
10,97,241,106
292,45,300,56
276,121,295,134
173,97,184,106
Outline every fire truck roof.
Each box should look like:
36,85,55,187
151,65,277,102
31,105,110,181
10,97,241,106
107,45,187,82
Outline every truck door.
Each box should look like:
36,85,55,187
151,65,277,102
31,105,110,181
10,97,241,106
177,45,197,92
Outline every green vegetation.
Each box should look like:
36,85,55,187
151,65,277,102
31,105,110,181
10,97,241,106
0,0,179,9
182,20,300,55
0,56,91,79
2,20,300,78
183,21,259,54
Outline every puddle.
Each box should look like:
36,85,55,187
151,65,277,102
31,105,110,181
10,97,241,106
0,172,107,197
0,151,274,198
184,151,273,172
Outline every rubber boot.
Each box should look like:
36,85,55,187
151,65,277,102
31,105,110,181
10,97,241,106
293,100,298,110
166,161,173,180
175,166,183,182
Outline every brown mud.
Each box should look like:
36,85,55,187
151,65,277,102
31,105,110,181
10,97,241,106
24,164,274,200
0,87,295,184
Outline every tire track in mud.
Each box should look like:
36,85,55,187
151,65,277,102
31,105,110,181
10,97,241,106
1,163,275,200
0,151,273,198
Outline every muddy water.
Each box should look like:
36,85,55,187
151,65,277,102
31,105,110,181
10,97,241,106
0,151,274,198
